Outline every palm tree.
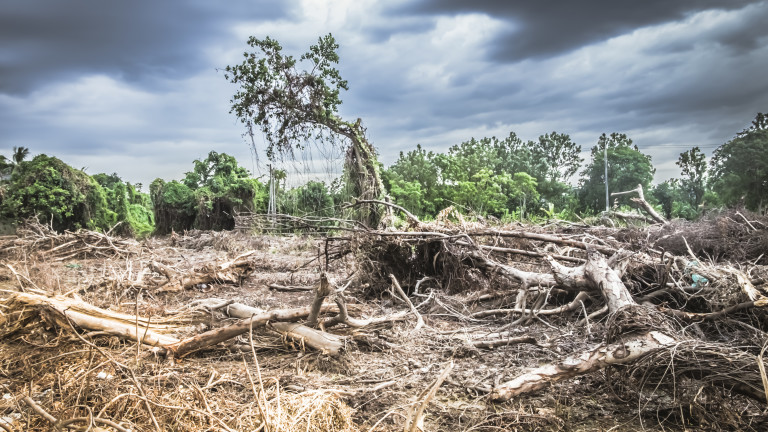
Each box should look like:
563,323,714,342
12,146,30,165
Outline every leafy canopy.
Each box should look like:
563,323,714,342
225,34,349,160
0,154,113,231
710,113,768,212
676,147,707,208
578,133,655,213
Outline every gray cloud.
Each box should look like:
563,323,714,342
1,0,766,189
0,0,286,94
400,0,761,61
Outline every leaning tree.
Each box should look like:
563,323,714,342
224,34,384,227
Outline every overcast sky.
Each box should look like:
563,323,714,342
2,0,767,189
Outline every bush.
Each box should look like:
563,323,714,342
0,154,113,231
150,179,196,235
93,173,155,237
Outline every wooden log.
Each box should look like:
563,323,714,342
167,304,338,358
584,249,636,312
490,331,676,401
270,322,343,356
4,292,181,347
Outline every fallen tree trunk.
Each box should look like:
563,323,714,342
491,249,768,403
1,292,183,347
490,330,676,401
270,322,343,356
167,304,339,358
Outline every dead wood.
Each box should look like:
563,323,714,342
0,219,140,260
268,283,313,292
491,248,768,405
322,292,409,329
611,183,668,224
307,273,333,327
390,274,425,332
1,292,184,347
490,330,677,401
149,250,258,292
269,322,344,356
168,304,339,358
471,291,592,318
403,361,453,432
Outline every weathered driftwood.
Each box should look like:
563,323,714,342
149,250,258,292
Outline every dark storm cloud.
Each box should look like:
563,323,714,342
0,0,286,94
401,0,760,61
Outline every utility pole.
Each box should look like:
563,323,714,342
268,164,276,216
604,144,609,212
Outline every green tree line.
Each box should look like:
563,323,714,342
0,112,765,236
383,112,768,221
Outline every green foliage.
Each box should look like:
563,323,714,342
0,154,113,231
652,180,697,220
509,172,539,220
150,179,196,234
578,133,655,213
382,131,580,220
710,113,768,212
676,147,707,208
12,147,30,166
0,156,12,178
225,34,349,160
151,151,266,234
383,145,441,216
534,132,583,184
93,172,154,237
279,180,335,217
226,34,383,226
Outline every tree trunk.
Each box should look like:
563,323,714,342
168,304,338,358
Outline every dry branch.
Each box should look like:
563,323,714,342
611,184,667,224
403,361,454,432
1,292,183,347
149,250,258,292
307,273,333,327
390,274,425,332
491,331,677,401
168,304,339,358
